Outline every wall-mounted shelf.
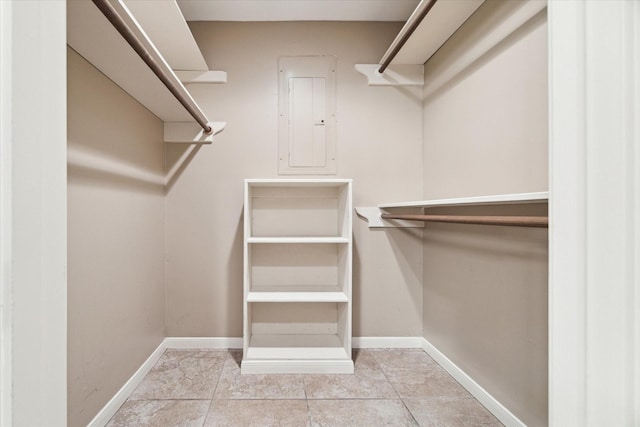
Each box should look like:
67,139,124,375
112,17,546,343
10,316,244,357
379,191,549,209
355,0,485,87
67,0,226,143
356,191,549,228
391,0,486,66
357,0,546,96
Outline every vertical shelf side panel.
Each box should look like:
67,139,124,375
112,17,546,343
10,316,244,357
243,181,252,357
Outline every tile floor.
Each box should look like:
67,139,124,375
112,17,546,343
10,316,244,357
106,348,503,427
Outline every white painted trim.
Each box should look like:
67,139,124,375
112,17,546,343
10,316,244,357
163,337,243,349
420,338,525,427
87,341,168,427
352,336,424,349
10,1,67,425
0,1,13,425
166,336,424,350
548,1,640,425
547,2,587,423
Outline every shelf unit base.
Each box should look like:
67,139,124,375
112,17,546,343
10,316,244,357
241,359,354,374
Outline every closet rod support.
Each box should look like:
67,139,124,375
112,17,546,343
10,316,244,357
378,0,438,73
381,214,548,228
92,0,213,134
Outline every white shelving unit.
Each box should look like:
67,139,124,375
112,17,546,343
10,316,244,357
242,179,354,374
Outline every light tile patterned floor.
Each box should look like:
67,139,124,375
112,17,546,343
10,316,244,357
107,349,503,427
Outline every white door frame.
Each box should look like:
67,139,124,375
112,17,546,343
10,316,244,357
0,1,14,424
548,1,639,425
0,1,67,425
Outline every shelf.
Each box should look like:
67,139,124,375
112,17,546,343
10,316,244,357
247,287,348,303
245,334,349,360
378,191,549,209
68,1,185,121
67,0,226,138
355,0,484,87
248,237,350,244
391,0,486,66
357,191,549,228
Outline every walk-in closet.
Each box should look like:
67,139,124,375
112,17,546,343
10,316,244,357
2,0,638,426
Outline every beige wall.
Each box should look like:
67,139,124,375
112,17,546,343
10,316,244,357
423,2,548,199
422,2,548,427
67,48,166,427
165,22,424,337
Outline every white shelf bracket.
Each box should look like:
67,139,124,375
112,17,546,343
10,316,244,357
354,64,424,87
164,121,226,144
355,207,424,228
175,70,227,84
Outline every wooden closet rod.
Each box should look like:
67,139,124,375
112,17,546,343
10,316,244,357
92,0,213,134
378,0,438,73
381,214,549,228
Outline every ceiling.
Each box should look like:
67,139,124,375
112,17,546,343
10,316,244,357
175,0,421,22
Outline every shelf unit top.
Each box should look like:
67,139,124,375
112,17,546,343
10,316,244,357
246,179,352,187
378,191,549,209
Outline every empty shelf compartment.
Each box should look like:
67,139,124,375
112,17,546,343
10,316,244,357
245,334,349,360
247,182,350,238
248,243,350,294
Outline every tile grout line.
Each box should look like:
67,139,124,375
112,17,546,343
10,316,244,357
302,375,312,427
370,349,423,427
201,352,229,426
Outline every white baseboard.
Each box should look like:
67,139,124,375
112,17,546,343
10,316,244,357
352,336,424,348
163,336,243,349
86,337,242,426
420,337,525,427
87,340,169,427
165,336,424,350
